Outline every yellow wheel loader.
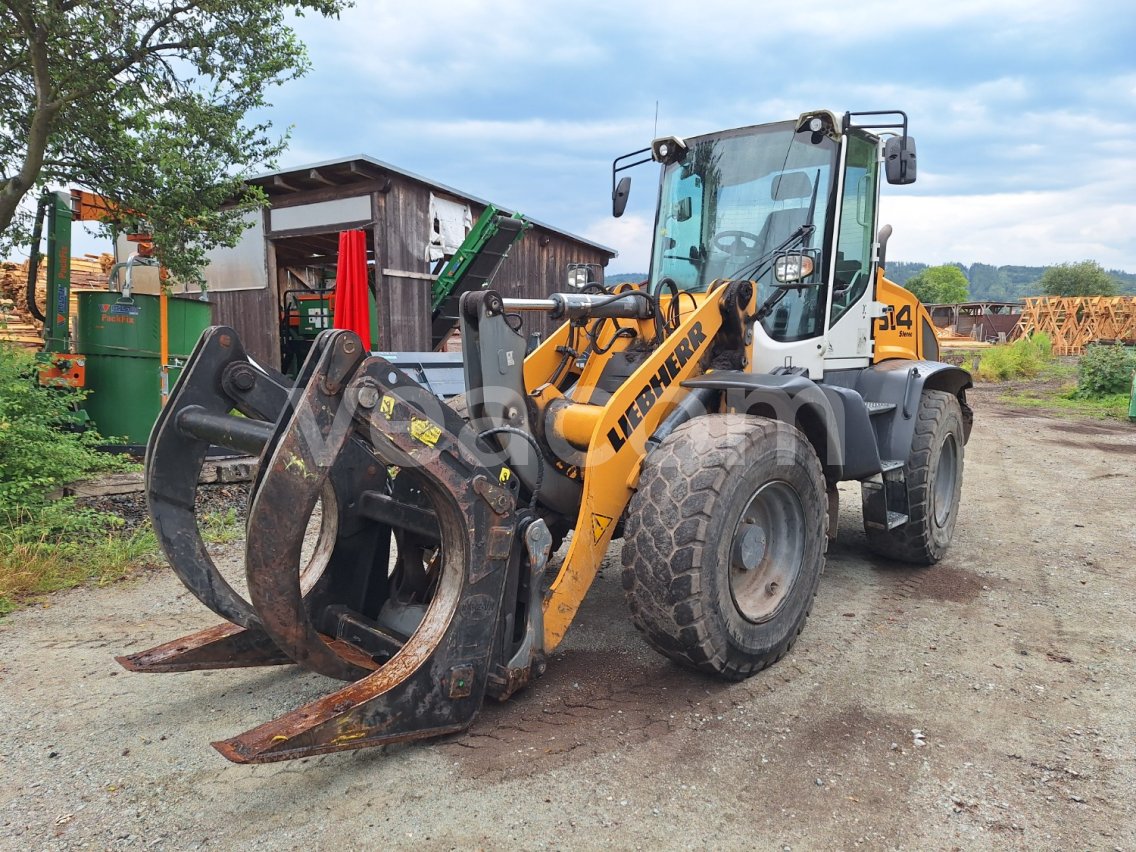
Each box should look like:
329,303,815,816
119,109,972,762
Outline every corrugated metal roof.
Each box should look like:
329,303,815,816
249,155,616,257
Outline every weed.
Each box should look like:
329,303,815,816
0,499,160,612
1000,389,1130,420
976,334,1053,382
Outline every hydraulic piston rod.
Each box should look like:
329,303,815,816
502,292,653,321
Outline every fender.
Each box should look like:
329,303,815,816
831,360,973,468
681,371,878,481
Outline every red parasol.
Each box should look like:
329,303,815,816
332,229,371,350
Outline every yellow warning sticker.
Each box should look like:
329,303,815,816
591,513,614,543
409,417,443,447
499,466,512,484
379,395,395,419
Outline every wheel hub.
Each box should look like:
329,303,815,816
932,434,959,528
728,480,806,623
733,524,767,571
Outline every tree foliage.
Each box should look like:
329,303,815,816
904,264,970,305
0,0,348,283
1040,260,1119,297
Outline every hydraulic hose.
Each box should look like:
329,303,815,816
25,195,48,323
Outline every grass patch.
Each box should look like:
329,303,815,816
999,388,1131,420
199,506,244,544
0,500,247,614
0,499,160,614
976,333,1053,381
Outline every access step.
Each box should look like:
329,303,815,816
885,510,909,530
865,400,897,416
861,459,910,531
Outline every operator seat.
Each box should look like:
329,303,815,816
753,171,813,256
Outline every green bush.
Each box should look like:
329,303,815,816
1075,343,1136,398
1031,331,1053,359
976,334,1052,381
0,342,143,613
0,342,133,512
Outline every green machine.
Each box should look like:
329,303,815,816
1129,368,1136,422
429,204,529,350
25,191,86,387
75,256,211,448
25,189,212,448
26,191,74,355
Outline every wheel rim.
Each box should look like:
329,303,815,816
932,434,959,528
729,480,806,623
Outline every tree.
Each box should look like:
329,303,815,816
1040,261,1119,297
904,264,970,305
0,0,348,283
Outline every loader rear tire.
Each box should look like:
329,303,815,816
621,414,827,681
864,389,964,565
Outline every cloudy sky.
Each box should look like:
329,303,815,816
80,0,1136,274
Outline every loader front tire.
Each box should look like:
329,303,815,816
622,414,827,681
864,389,964,565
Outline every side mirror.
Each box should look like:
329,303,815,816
884,136,916,185
613,176,631,218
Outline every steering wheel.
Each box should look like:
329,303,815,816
712,230,760,255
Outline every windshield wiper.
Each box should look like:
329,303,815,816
728,168,822,283
734,169,822,321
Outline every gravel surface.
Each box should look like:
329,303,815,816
77,484,252,532
1,390,1134,849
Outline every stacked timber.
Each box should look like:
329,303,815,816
1016,296,1136,355
0,254,114,349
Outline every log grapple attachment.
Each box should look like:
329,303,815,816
119,326,551,763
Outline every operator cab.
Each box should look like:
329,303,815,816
612,109,917,376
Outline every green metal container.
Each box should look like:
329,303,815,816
1129,369,1136,423
76,292,212,446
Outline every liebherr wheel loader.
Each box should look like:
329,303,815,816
120,109,973,762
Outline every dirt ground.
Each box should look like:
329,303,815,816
2,387,1134,850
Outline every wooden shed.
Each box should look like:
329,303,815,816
180,156,615,370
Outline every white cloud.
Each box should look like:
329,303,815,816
298,1,605,96
583,214,653,273
262,2,1136,272
884,182,1136,268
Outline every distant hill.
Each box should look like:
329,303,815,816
605,272,648,285
608,265,1136,300
886,262,1136,301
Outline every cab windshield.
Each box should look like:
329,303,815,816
649,121,838,303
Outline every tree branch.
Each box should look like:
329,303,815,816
47,0,205,111
0,30,58,232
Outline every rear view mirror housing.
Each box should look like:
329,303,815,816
884,136,917,185
613,176,631,218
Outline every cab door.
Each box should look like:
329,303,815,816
823,131,881,369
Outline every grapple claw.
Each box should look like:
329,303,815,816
122,327,547,761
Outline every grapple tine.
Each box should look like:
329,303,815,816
144,326,285,630
116,623,292,673
127,327,343,673
124,325,529,761
242,330,374,682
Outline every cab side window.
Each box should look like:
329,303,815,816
830,134,878,324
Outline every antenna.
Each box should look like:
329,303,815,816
653,100,659,138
